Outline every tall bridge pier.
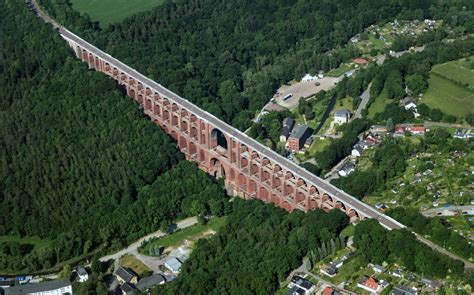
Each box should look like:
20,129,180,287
60,28,405,230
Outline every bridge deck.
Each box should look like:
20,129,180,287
59,27,404,231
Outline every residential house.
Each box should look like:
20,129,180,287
402,98,417,111
286,286,305,295
393,285,418,295
323,287,341,295
288,276,315,295
357,276,386,294
136,274,166,292
359,140,374,150
372,264,386,273
407,126,425,135
287,124,313,152
120,282,136,295
115,267,138,285
420,278,438,290
5,279,72,295
391,269,403,278
304,136,313,149
352,58,369,66
334,110,351,125
351,145,363,157
165,257,183,274
338,163,355,177
280,117,295,142
320,265,338,277
76,266,89,283
371,125,388,134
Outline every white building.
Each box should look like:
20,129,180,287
301,73,318,82
334,110,351,125
5,279,72,295
165,257,183,274
76,266,88,283
351,145,363,157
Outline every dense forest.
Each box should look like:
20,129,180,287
40,0,459,131
0,0,227,273
157,199,349,294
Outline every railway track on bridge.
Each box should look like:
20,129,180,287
28,0,474,269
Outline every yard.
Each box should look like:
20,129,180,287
119,254,151,277
139,217,226,255
71,0,165,26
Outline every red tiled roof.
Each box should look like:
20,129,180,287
365,277,379,290
352,58,369,65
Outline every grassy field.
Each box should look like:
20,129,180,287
139,217,226,255
0,235,52,248
71,0,165,26
431,57,474,87
120,254,151,277
367,88,390,119
422,74,474,117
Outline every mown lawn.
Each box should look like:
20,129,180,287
71,0,165,26
367,88,390,119
120,254,151,277
422,74,474,117
431,57,474,87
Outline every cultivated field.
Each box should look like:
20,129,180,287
431,57,474,88
71,0,165,26
422,74,474,117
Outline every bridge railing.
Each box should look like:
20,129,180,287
59,27,405,230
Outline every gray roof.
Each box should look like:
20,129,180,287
393,285,417,295
334,110,351,117
289,124,310,140
5,279,71,295
136,274,166,291
283,117,295,128
77,266,88,276
165,257,183,272
120,282,135,294
115,266,136,283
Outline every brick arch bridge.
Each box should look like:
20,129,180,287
60,28,404,230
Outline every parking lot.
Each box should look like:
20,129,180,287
273,76,340,110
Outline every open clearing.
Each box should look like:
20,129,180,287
422,57,474,117
431,57,474,87
71,0,165,26
139,217,226,255
422,75,474,117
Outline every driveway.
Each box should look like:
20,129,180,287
354,84,371,118
100,217,198,273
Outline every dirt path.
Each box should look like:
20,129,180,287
99,217,198,272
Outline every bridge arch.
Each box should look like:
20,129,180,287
210,128,228,151
209,158,227,179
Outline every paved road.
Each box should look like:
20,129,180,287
100,217,197,272
422,205,474,217
414,234,474,269
424,121,474,130
354,84,371,119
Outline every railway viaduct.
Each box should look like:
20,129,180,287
57,28,405,230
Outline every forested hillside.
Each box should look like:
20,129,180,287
41,0,445,130
0,0,226,273
157,199,349,294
